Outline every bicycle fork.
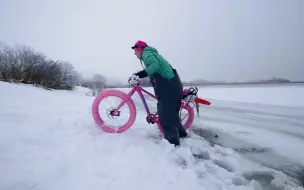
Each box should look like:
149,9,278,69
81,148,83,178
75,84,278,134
112,88,137,115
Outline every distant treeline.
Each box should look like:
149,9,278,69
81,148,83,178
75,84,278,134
182,77,303,86
107,77,301,88
1,41,300,91
0,41,108,91
0,41,82,90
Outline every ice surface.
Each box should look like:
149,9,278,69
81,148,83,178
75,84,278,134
196,84,304,107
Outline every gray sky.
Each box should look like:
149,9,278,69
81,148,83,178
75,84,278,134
1,0,303,83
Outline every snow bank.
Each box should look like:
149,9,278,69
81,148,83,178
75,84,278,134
1,81,303,190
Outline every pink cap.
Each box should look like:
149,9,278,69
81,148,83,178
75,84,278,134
131,40,147,51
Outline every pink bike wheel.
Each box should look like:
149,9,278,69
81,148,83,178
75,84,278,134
156,102,194,133
92,89,137,133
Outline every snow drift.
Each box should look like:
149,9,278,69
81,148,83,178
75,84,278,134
1,81,303,190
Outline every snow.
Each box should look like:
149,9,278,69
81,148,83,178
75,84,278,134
193,85,304,164
196,84,304,107
1,81,304,190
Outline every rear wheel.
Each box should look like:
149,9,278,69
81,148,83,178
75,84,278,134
156,102,194,133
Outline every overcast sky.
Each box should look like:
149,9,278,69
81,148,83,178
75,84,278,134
0,0,303,83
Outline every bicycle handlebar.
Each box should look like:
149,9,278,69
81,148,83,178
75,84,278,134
128,78,141,87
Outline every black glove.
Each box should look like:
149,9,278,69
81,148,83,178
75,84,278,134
135,69,148,78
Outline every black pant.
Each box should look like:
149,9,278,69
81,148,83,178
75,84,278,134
157,95,186,146
150,68,185,146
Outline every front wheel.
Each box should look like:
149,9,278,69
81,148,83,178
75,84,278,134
92,89,137,133
156,102,194,133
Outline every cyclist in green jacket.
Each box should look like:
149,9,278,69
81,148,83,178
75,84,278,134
129,40,187,146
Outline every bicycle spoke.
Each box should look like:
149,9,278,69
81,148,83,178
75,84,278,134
98,96,130,130
179,108,190,125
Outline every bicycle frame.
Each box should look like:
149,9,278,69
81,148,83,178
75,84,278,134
112,83,211,122
113,84,157,121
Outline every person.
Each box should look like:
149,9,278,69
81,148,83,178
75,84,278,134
128,40,187,146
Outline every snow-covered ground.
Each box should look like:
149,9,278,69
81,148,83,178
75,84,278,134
1,81,304,190
194,85,304,163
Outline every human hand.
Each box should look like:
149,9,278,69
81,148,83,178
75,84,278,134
128,74,140,86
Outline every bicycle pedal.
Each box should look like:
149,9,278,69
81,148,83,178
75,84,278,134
146,116,154,124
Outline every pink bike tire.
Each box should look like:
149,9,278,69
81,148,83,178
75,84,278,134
92,89,137,133
157,102,195,133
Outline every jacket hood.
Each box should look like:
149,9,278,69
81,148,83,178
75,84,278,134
143,46,158,54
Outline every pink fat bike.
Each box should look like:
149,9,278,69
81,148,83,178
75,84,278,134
91,79,211,133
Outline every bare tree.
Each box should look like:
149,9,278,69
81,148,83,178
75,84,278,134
0,42,16,81
0,42,7,81
74,71,83,86
93,74,107,89
91,74,106,95
57,61,78,88
0,41,109,91
16,45,46,83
